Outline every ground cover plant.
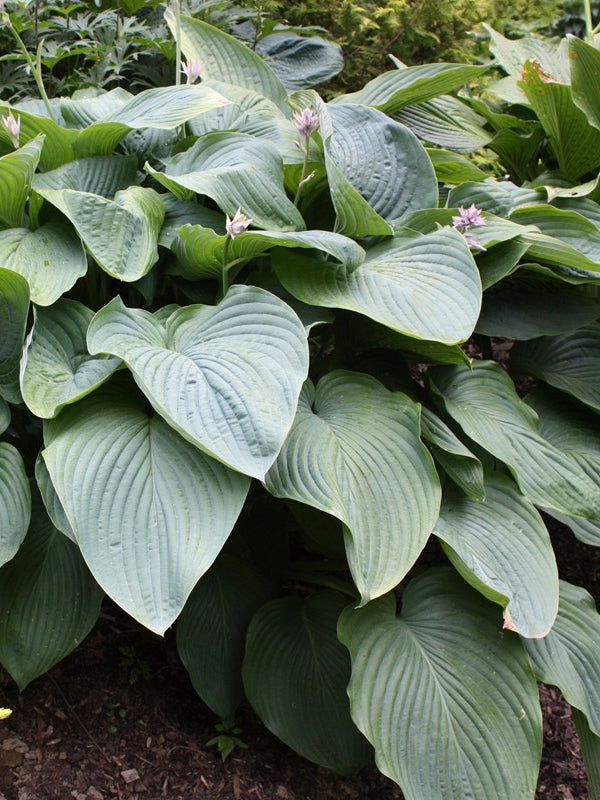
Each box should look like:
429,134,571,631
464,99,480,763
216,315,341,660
2,4,600,800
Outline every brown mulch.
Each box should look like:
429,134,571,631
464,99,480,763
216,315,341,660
0,512,596,799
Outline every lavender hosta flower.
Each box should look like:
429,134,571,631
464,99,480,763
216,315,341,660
292,108,319,138
225,208,252,239
181,59,203,85
452,203,486,231
1,109,20,148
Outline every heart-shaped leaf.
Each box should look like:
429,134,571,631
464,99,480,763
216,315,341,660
434,473,558,637
87,287,309,479
338,568,542,800
42,376,250,635
243,590,372,775
20,299,122,418
34,185,164,281
274,227,481,344
0,486,103,690
265,371,440,603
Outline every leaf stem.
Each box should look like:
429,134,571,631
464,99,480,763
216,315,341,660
221,236,231,296
293,144,310,206
174,0,182,86
584,0,595,43
5,20,55,122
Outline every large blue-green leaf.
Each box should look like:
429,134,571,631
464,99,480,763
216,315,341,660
428,361,600,519
0,399,9,434
165,10,288,111
434,473,558,637
0,486,103,690
512,324,600,411
265,372,440,604
0,268,29,403
572,708,600,800
34,454,76,544
274,227,481,344
243,591,372,775
32,154,138,198
149,131,304,232
20,299,122,418
333,63,489,114
524,387,600,546
256,32,343,90
394,95,493,153
338,568,542,800
33,185,164,281
420,407,485,500
42,377,250,635
0,443,31,568
511,204,600,262
476,272,599,339
87,287,309,480
172,224,365,281
320,104,437,236
177,553,276,722
523,581,600,734
0,136,44,229
0,221,87,306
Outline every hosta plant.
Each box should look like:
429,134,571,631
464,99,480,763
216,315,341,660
1,11,600,800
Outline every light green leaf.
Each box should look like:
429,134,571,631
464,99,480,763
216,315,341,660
338,567,542,800
428,360,600,519
570,35,600,132
60,87,133,127
0,221,86,307
0,443,31,568
476,239,530,290
0,268,29,403
434,473,558,637
0,486,103,690
519,60,600,181
172,224,365,281
394,95,493,153
484,24,570,84
34,186,164,281
334,63,488,114
149,131,304,232
42,377,250,635
521,231,600,282
87,287,309,480
523,580,600,734
0,135,44,229
177,553,276,722
321,104,437,235
72,84,231,157
512,204,600,262
256,32,343,91
274,227,481,344
511,324,600,411
165,10,288,111
20,299,122,418
420,407,485,500
476,272,599,339
425,148,489,184
159,194,225,248
265,372,440,604
0,103,78,171
243,591,372,775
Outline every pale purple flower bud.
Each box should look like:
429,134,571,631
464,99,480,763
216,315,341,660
452,203,486,230
292,108,319,138
181,59,203,85
225,208,252,239
1,109,20,148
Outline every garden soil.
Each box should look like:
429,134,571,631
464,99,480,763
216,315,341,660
0,513,593,800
